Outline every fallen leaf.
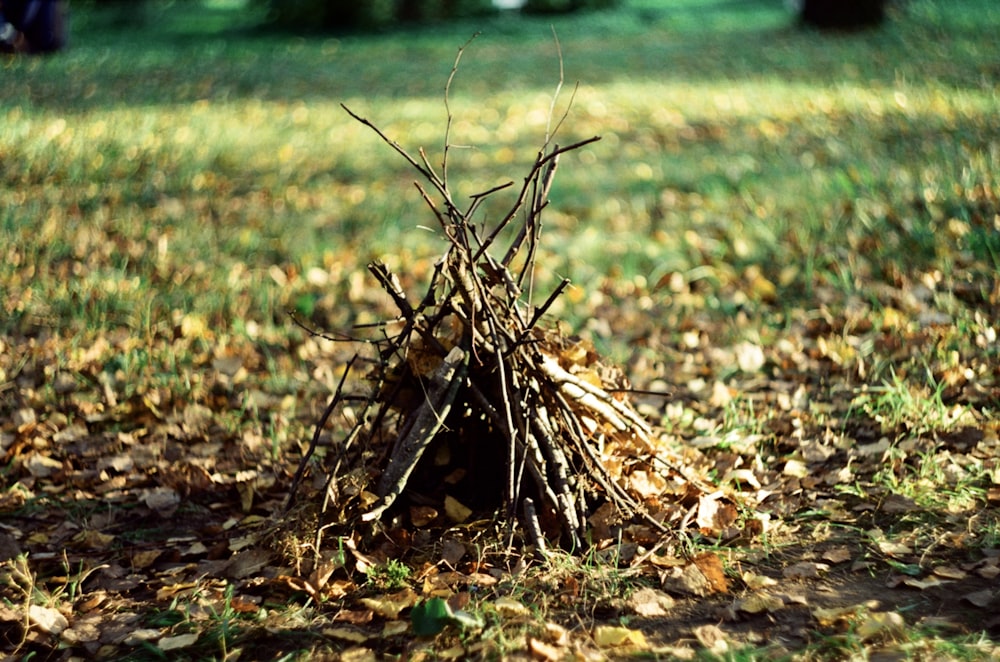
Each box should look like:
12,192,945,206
360,587,419,619
741,571,778,590
25,453,63,478
440,539,466,566
783,561,829,580
628,587,675,616
593,625,647,648
324,627,369,643
143,487,181,515
123,629,161,646
857,611,905,642
383,621,409,636
692,624,729,655
881,494,919,513
661,561,712,596
735,341,766,373
493,597,530,617
692,553,730,593
543,621,569,646
334,609,373,625
821,547,853,564
226,548,272,579
812,604,864,626
783,459,809,478
963,589,997,608
900,576,948,590
444,495,472,523
737,592,784,614
28,605,68,635
409,505,438,527
528,636,563,661
340,648,377,662
158,633,200,651
876,540,913,557
931,565,967,580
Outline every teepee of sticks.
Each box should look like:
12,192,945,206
287,43,723,556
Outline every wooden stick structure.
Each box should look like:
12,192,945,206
288,43,723,554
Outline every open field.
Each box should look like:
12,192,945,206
2,0,999,659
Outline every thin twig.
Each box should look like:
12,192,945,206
286,354,361,511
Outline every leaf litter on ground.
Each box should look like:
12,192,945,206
2,2,1000,659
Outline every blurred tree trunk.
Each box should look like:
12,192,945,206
799,0,886,30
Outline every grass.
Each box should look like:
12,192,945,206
2,0,999,659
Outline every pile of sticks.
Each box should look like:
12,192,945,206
287,48,715,554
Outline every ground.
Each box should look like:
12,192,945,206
2,0,999,659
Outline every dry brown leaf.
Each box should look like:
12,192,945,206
226,548,272,579
931,565,967,580
881,494,919,513
410,505,438,527
963,589,997,608
899,576,948,590
782,459,809,478
692,552,730,593
334,609,374,625
130,550,161,569
821,547,852,564
143,487,181,515
25,453,63,478
59,615,102,645
783,561,829,580
440,539,466,566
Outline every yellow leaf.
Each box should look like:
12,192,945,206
360,587,419,619
593,625,647,648
737,592,784,614
812,604,863,626
180,313,210,339
492,597,529,617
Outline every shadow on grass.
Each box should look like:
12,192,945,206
4,0,996,113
